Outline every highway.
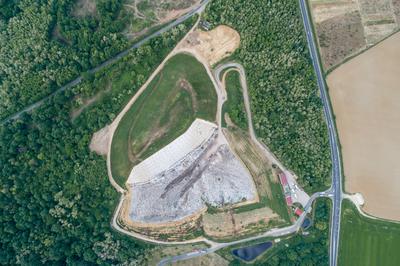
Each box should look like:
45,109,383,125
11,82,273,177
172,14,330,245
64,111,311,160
1,0,210,124
298,1,343,266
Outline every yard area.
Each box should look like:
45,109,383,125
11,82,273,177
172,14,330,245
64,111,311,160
339,200,400,266
110,53,217,187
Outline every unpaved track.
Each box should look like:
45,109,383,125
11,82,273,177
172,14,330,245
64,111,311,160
1,0,210,124
214,63,291,175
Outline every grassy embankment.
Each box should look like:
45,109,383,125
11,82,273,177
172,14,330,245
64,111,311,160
222,70,248,130
339,200,400,266
215,198,330,265
110,53,217,187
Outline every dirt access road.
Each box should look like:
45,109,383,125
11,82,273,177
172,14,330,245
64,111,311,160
327,31,400,221
215,63,282,169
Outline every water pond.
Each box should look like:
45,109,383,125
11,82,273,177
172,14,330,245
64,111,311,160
302,217,312,229
231,241,273,261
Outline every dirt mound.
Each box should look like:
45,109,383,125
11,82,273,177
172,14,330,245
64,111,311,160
180,25,240,66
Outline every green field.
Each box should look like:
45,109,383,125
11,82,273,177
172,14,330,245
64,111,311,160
110,53,217,186
339,200,400,266
222,70,248,130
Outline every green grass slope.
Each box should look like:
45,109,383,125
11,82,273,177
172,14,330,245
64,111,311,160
111,53,217,186
222,70,248,130
339,200,400,266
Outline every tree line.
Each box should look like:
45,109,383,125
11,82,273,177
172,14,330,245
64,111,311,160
0,12,194,264
0,0,127,120
204,0,332,193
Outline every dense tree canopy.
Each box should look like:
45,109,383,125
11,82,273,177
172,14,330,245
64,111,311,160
0,0,127,120
0,13,193,264
205,0,332,192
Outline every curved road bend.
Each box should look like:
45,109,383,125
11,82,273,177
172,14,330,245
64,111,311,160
157,62,335,265
1,0,210,124
214,63,287,172
298,1,343,266
158,191,329,266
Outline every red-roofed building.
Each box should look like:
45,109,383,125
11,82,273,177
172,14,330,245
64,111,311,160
279,173,288,186
285,195,293,206
294,208,303,216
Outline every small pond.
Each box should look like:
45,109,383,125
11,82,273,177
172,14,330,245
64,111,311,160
302,217,312,229
231,241,273,261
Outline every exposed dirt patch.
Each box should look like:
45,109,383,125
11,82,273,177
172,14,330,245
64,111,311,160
179,79,198,112
173,253,229,266
156,0,200,23
51,25,70,45
224,128,275,198
90,125,111,156
72,0,97,18
327,32,400,221
122,0,200,39
317,11,366,69
71,83,111,120
310,0,359,23
394,0,400,23
202,207,279,238
179,25,240,66
310,0,400,70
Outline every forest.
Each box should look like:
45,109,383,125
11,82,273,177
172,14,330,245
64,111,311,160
205,0,332,193
0,0,128,120
0,2,194,262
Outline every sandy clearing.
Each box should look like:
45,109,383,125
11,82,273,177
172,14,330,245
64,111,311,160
179,25,240,66
89,125,111,156
327,32,400,221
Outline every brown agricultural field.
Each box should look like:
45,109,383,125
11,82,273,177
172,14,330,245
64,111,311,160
309,0,400,70
316,11,365,69
327,32,400,221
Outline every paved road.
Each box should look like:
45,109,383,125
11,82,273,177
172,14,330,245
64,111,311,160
157,60,336,265
214,63,287,172
1,0,210,124
298,1,343,266
158,191,330,266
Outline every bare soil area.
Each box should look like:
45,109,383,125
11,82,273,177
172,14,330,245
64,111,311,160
327,32,400,221
89,125,111,156
72,0,97,17
202,207,279,238
310,0,400,70
179,25,240,66
173,253,228,266
122,0,200,39
316,11,366,69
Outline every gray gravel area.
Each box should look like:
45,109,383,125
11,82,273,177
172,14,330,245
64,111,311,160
129,138,256,223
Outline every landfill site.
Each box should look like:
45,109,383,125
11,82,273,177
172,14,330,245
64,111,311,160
124,119,258,224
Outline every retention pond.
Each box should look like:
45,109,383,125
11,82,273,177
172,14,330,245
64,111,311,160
231,241,273,261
